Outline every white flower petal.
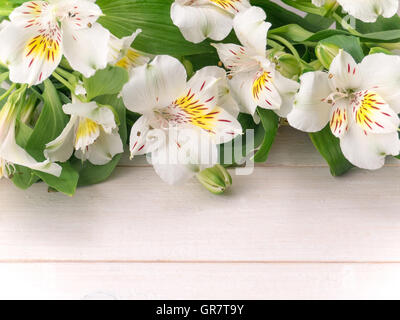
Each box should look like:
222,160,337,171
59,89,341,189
129,115,161,158
329,50,361,90
62,22,110,78
233,6,271,56
108,29,142,64
44,116,78,163
1,121,62,177
151,138,197,185
337,0,399,22
0,23,63,85
63,101,117,131
273,71,300,118
287,71,332,132
122,55,187,114
9,1,50,27
55,0,103,30
171,2,233,43
352,90,399,134
190,66,240,117
75,129,124,165
211,107,243,144
340,123,400,170
252,70,282,111
229,70,258,115
358,53,400,113
329,98,349,138
209,0,251,15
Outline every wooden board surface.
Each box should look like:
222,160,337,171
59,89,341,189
0,127,399,299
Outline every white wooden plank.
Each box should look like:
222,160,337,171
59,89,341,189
1,262,400,300
0,166,399,262
119,127,400,167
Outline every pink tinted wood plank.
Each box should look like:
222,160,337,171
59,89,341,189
0,166,399,262
1,262,400,300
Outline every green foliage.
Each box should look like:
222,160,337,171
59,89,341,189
83,66,129,101
253,108,279,163
71,94,127,187
97,0,213,56
309,126,354,176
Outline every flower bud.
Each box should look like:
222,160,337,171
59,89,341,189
315,42,340,69
196,164,232,195
274,53,301,79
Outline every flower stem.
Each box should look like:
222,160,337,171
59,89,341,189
52,71,75,92
0,83,16,103
268,34,301,61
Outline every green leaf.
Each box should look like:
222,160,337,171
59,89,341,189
356,15,400,34
25,79,68,160
219,113,265,166
83,65,129,101
24,80,79,195
252,0,320,30
97,0,213,56
71,94,127,187
318,35,364,63
253,108,279,163
35,163,79,196
309,125,353,176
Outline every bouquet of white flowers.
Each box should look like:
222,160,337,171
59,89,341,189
0,0,398,195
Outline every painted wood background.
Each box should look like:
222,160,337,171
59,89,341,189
0,127,399,300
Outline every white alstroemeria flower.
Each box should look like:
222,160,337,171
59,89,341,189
212,7,300,117
45,101,124,165
121,55,242,185
0,90,61,179
0,0,110,85
288,51,400,170
107,29,150,71
171,0,251,44
313,0,399,22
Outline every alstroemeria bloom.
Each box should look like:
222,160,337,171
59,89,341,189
107,29,150,72
171,0,250,44
0,0,110,85
313,0,399,22
287,51,400,170
45,101,124,165
212,7,300,117
122,55,242,185
0,90,61,179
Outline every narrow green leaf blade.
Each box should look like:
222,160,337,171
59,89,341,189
309,125,353,176
253,108,279,163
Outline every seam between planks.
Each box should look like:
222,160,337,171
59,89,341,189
2,260,400,264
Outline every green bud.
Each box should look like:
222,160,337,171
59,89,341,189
315,42,340,69
274,53,301,79
196,164,232,195
19,94,37,125
368,47,394,55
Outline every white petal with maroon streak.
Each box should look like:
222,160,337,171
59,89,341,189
329,50,361,91
329,98,349,138
352,90,399,134
0,23,63,85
